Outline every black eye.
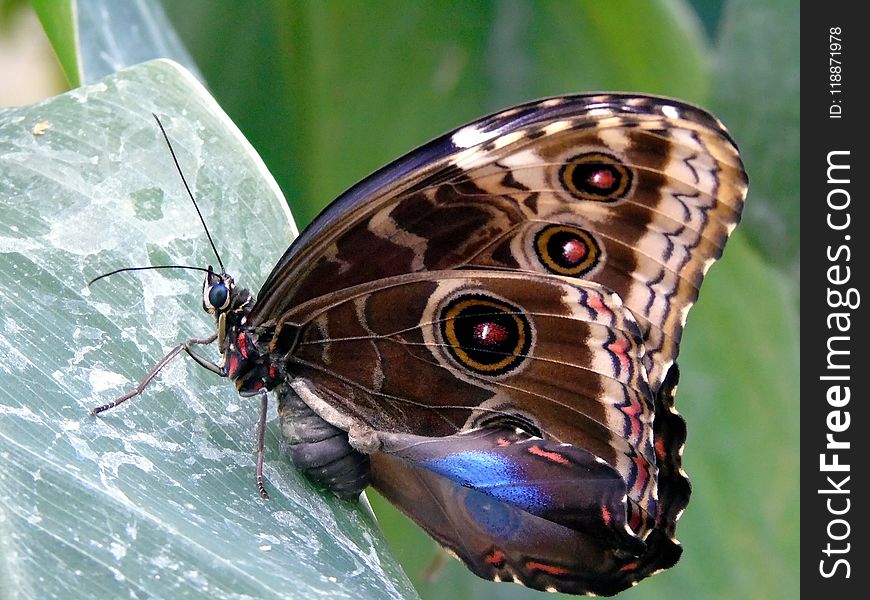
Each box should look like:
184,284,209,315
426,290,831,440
208,283,229,309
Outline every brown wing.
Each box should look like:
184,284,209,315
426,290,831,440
275,270,660,526
252,94,747,391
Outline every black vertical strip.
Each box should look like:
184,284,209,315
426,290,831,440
803,5,868,597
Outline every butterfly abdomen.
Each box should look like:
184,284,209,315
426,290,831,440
276,382,370,500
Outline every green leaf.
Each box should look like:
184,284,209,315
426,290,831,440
32,0,201,87
530,0,711,102
30,0,78,86
669,235,799,600
0,60,415,600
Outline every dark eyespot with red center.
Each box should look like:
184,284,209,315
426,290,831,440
559,152,632,202
534,224,602,276
440,294,532,376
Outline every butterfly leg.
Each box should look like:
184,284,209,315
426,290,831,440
255,391,270,499
90,333,218,414
182,334,223,375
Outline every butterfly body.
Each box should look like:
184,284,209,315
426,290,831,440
198,94,747,595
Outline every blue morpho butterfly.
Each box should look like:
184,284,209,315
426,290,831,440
91,94,747,595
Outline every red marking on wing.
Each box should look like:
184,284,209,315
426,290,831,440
601,504,612,526
607,337,631,370
496,438,512,447
588,168,616,190
562,238,588,263
485,549,506,567
528,444,571,465
618,560,640,574
619,391,643,441
629,509,643,533
633,455,650,493
473,322,509,345
526,561,570,576
655,436,667,461
587,294,611,316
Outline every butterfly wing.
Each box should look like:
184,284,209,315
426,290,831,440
365,366,687,596
253,94,747,390
251,94,742,593
273,270,687,594
370,427,680,596
280,272,654,484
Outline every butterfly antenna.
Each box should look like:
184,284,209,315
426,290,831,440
152,113,226,274
88,265,210,286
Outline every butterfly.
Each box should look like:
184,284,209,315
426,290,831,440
92,94,747,596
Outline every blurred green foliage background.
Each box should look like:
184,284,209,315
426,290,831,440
16,1,799,598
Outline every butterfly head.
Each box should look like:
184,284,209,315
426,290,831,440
202,266,235,314
202,266,253,350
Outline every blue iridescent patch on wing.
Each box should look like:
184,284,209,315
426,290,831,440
423,450,550,514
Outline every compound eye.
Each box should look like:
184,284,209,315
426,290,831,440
208,282,230,310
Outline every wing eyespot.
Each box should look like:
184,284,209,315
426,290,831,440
439,294,532,377
559,152,632,202
533,224,602,277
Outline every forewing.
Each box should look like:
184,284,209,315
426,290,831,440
253,94,747,391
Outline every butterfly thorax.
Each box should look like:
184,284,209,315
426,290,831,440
202,267,284,397
203,268,370,497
